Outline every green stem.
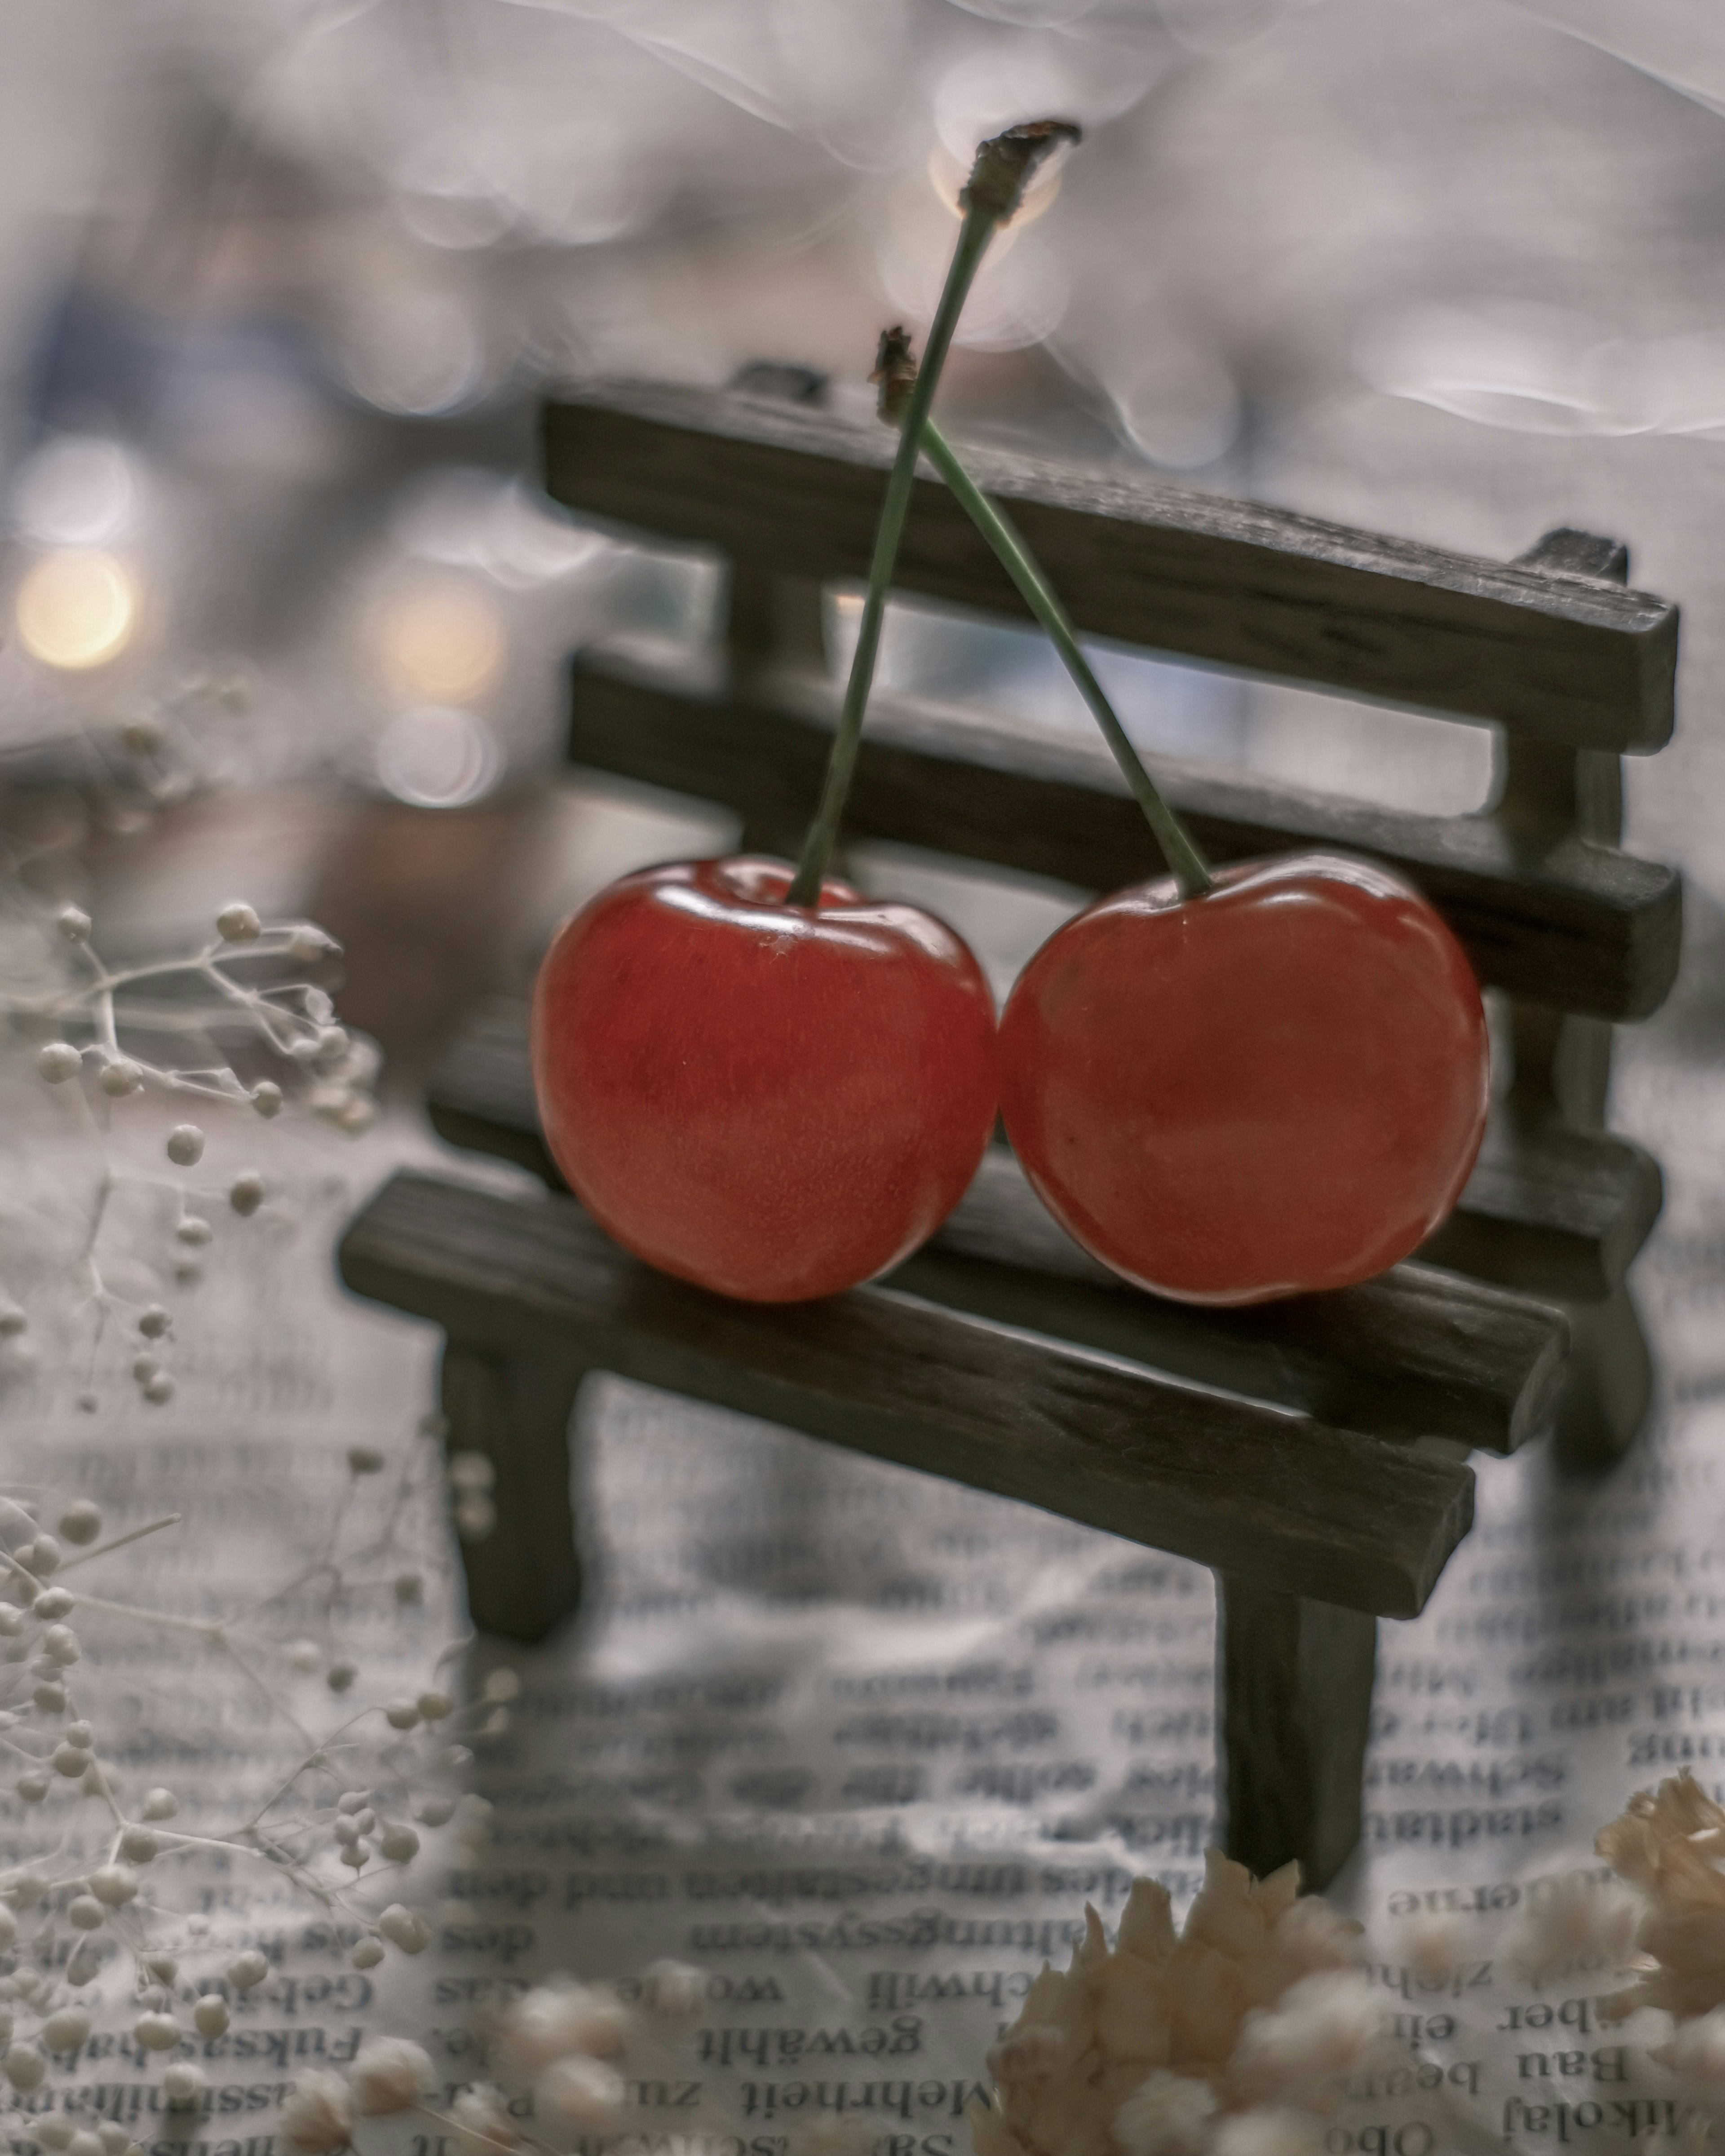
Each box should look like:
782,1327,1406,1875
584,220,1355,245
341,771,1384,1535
786,208,995,908
920,418,1214,900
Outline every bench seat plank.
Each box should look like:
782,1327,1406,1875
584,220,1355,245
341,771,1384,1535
544,380,1677,753
564,651,1681,1022
339,1171,1475,1620
421,1004,1569,1455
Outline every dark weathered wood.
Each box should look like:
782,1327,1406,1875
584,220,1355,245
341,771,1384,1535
1415,1118,1662,1302
1217,1576,1377,1891
563,651,1682,1021
439,1343,586,1642
423,1005,1569,1453
544,380,1678,751
339,1172,1475,1619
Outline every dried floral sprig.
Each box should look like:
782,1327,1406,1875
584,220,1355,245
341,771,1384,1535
1594,1769,1725,2024
0,1426,509,2155
0,893,376,1407
967,1853,1378,2156
281,1962,710,2156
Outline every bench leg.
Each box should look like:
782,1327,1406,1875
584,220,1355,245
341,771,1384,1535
1553,1283,1653,1471
439,1342,588,1642
1216,1573,1376,1890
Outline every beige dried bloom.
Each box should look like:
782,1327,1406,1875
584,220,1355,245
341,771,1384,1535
1503,1871,1643,1989
1591,1770,1725,2020
495,1978,629,2072
965,1852,1369,2156
281,2071,354,2155
350,2037,434,2115
451,2085,518,2156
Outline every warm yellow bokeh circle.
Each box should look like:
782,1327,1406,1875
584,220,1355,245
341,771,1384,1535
15,550,139,671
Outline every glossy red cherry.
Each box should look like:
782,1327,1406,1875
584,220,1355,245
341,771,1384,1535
998,853,1489,1304
531,857,999,1303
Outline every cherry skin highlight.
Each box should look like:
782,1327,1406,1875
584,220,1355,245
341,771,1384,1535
531,857,999,1303
998,853,1489,1305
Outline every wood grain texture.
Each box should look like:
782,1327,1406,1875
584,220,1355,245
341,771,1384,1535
423,1000,1581,1438
543,380,1677,752
1217,1577,1377,1891
563,652,1681,1022
339,1171,1475,1619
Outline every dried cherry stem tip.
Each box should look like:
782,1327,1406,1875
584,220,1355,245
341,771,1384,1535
787,119,1080,910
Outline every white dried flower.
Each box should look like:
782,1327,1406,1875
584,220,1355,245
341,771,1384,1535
378,1904,431,1953
138,1305,170,1340
417,1689,453,1721
143,1375,175,1406
165,1124,205,1167
226,1950,269,1990
643,1959,708,2019
378,1823,419,1863
230,1171,265,1216
1505,1871,1643,1991
89,1863,137,1906
164,2062,207,2107
43,1623,80,1665
351,1940,384,1971
57,1501,100,1545
535,2055,625,2134
216,903,260,944
67,1895,104,1930
451,2084,518,2156
37,1043,81,1084
120,1825,158,1863
142,1787,179,1819
1227,1970,1381,2110
497,1979,630,2071
41,2007,90,2052
1115,2072,1217,2156
56,906,92,943
281,2070,354,2154
39,2119,73,2149
98,1058,143,1097
144,1951,178,1983
133,2012,181,2051
384,1699,420,1730
351,2037,434,2115
251,1080,283,1118
25,1535,62,1575
194,1997,230,2039
97,2126,131,2156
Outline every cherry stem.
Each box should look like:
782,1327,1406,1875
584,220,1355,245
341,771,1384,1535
787,122,1080,911
918,417,1214,900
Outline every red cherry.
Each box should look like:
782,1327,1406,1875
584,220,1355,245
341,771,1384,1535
531,857,999,1303
998,853,1489,1305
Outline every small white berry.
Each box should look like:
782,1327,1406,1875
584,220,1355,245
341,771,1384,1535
142,1375,175,1407
377,1904,430,1954
66,1895,104,1930
383,1700,419,1731
215,903,260,944
142,1787,179,1820
42,2007,90,2051
484,1668,522,1703
142,1951,177,1984
165,1125,204,1167
351,1939,384,1970
3,2043,43,2090
22,1536,60,1575
88,1863,136,1906
33,1683,65,1714
98,2126,131,2156
119,1825,157,1863
351,2037,433,2116
132,2011,180,2051
68,2134,103,2156
131,1350,158,1381
337,1790,370,1815
39,2121,74,2152
338,1843,368,1870
175,1217,211,1246
286,1639,320,1673
279,2071,352,2156
230,1171,265,1216
448,1451,494,1493
326,1661,356,1694
193,1997,229,2039
416,1689,453,1722
56,907,91,944
57,1502,100,1546
378,1823,419,1864
14,1773,47,1804
42,1624,79,1666
66,1719,91,1745
455,1494,495,1542
226,1949,268,1990
49,1742,85,1781
37,1043,81,1084
138,1305,170,1339
35,1587,72,1618
250,1080,283,1118
98,1059,143,1098
163,2062,206,2107
417,1795,456,1827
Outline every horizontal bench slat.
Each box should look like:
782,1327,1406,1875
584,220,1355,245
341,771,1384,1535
566,651,1681,1021
424,1005,1570,1454
339,1171,1474,1618
544,380,1677,752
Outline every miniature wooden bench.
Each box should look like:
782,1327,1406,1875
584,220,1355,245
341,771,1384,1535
338,372,1681,1889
